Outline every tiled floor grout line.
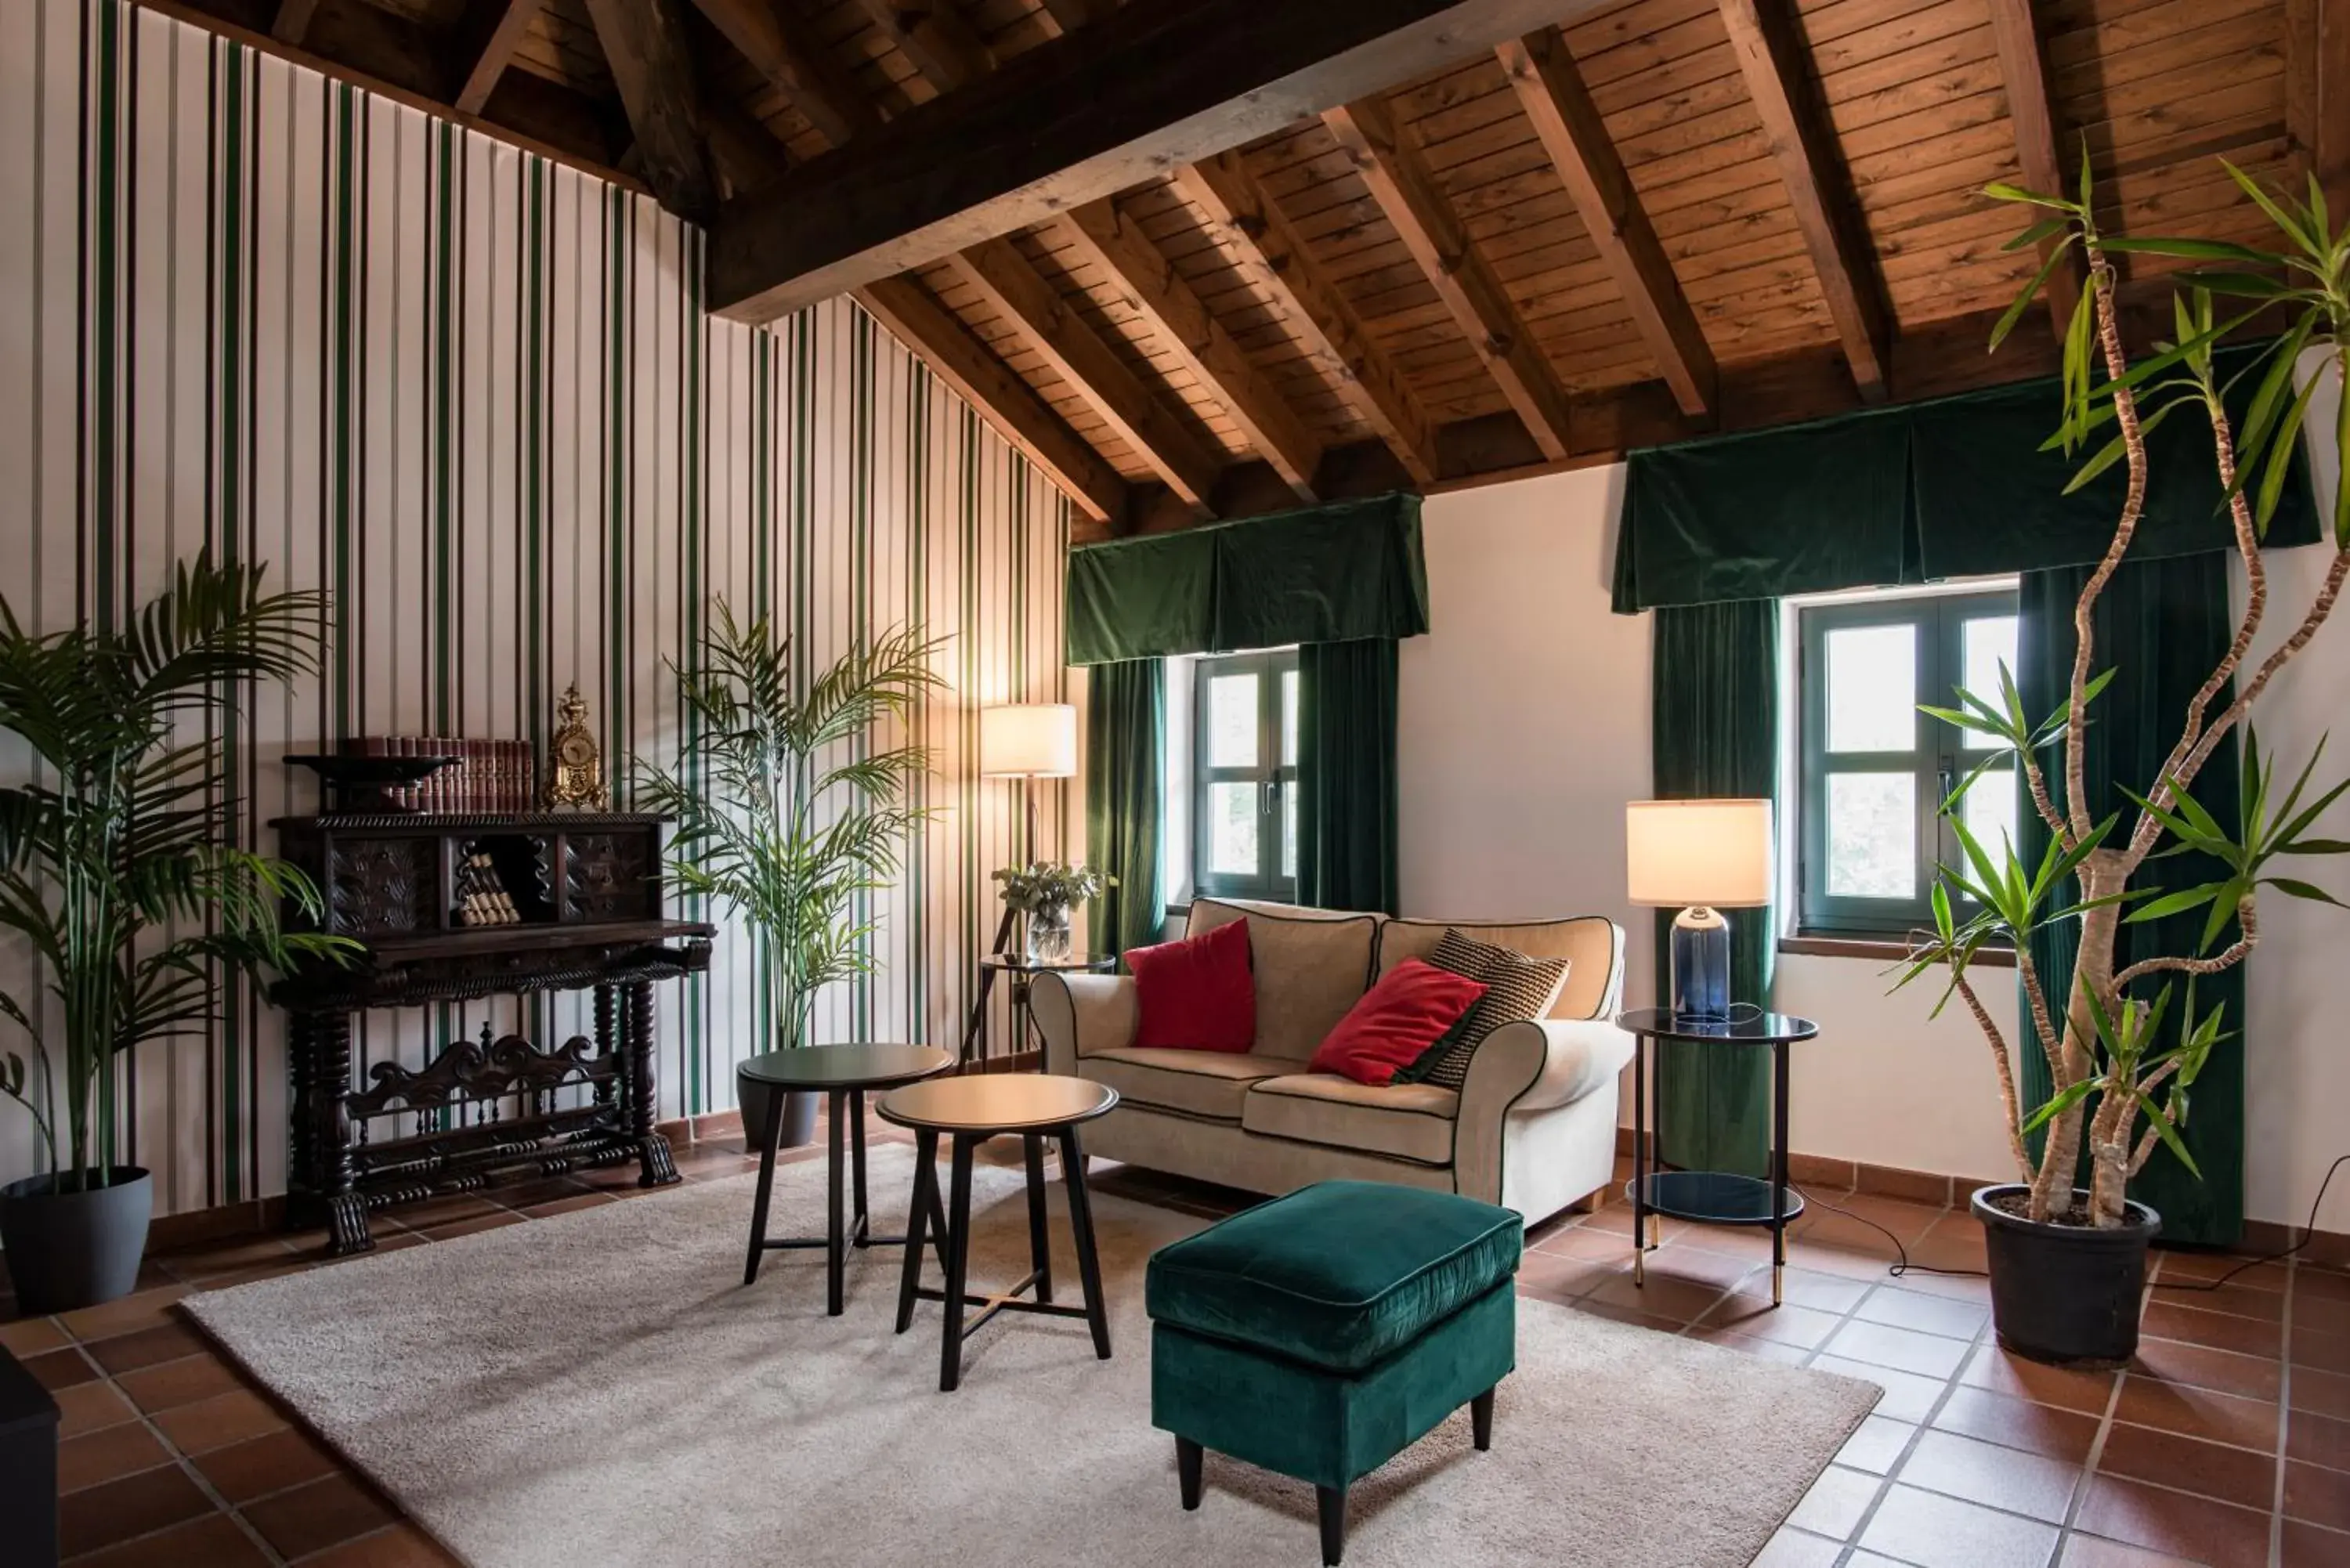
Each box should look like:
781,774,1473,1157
1827,1317,1998,1568
2269,1255,2294,1568
95,1394,293,1568
2060,1340,2131,1564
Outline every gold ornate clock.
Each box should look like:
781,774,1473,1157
543,684,610,810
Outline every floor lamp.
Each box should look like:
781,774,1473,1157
960,703,1078,1065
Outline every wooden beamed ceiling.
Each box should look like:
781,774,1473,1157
148,0,2337,540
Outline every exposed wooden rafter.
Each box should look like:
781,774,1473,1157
1499,26,1716,421
1032,0,1097,38
707,0,1580,321
1718,0,1893,402
451,0,544,118
582,0,718,222
1324,96,1576,461
949,238,1226,512
689,0,882,150
1983,0,2079,341
848,0,992,93
2286,0,2348,212
1060,198,1324,500
854,276,1130,526
1173,151,1439,486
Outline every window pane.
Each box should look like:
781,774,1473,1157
1281,668,1300,768
1960,616,2020,752
1826,623,1917,753
1826,772,1915,898
1282,786,1297,880
1207,674,1260,768
1207,782,1259,876
1961,768,2018,862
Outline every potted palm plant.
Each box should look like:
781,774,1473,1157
0,555,355,1312
635,605,941,1151
1899,162,2350,1364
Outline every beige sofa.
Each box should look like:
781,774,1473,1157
1032,898,1636,1227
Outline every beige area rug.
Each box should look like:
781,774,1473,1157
187,1147,1877,1568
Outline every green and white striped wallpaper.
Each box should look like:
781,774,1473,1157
0,0,1076,1216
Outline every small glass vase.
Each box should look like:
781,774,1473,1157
1025,904,1073,964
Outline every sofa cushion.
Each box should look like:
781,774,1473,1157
1085,1047,1295,1122
1126,917,1255,1053
1187,898,1379,1062
1242,1073,1459,1166
1395,931,1570,1090
1144,1180,1522,1373
1377,915,1618,1020
1308,958,1487,1086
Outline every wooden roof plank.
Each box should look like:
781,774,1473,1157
2287,0,2348,210
846,0,994,93
853,273,1129,522
1717,0,1894,399
1500,25,1718,417
454,1,549,117
1323,95,1577,459
689,0,883,150
1984,0,2081,338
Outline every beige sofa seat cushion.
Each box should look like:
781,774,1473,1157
1378,916,1619,1020
1186,898,1379,1062
1242,1074,1460,1166
1084,1048,1296,1123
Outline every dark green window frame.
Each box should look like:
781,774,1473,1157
1797,588,2019,938
1191,649,1299,903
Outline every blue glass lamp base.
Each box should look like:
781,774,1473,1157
1669,907,1730,1021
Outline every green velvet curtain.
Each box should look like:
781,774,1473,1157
1066,493,1429,664
1296,639,1402,916
2015,558,2245,1243
1085,659,1166,962
1650,601,1780,1178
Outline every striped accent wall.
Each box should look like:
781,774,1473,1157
0,0,1076,1217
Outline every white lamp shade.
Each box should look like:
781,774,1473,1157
1625,799,1774,909
979,703,1078,779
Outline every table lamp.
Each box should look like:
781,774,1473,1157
1625,799,1773,1021
979,703,1078,866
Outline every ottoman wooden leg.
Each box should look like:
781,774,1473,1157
1471,1386,1495,1451
1176,1436,1203,1510
1317,1486,1347,1566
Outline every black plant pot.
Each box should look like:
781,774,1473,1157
0,1166,154,1314
1972,1184,2160,1367
738,1071,820,1154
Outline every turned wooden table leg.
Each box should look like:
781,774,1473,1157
625,979,678,1186
306,1010,372,1256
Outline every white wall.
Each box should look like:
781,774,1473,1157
1398,385,2350,1230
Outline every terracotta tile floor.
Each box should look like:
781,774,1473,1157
3,1128,2344,1567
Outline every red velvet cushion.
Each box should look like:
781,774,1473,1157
1125,917,1256,1053
1307,959,1489,1087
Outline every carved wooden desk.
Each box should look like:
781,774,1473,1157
269,812,713,1255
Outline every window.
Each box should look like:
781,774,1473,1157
1191,649,1300,901
1797,589,2019,937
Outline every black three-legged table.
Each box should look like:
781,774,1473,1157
877,1074,1120,1393
740,1044,956,1316
1618,1007,1819,1307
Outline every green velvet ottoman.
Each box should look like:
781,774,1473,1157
1144,1180,1521,1565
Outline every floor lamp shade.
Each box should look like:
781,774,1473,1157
1626,799,1773,1020
979,704,1078,779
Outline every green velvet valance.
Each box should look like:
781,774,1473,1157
1611,345,2323,613
1065,493,1429,665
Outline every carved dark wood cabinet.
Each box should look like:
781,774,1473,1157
269,812,713,1255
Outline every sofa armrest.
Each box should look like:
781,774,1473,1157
1031,972,1138,1075
1459,1017,1636,1118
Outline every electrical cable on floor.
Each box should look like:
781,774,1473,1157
1787,1182,1988,1280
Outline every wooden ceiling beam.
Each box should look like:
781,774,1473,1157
1323,96,1575,461
849,0,992,94
1984,0,2080,341
270,1,318,45
708,0,1585,321
1717,0,1893,403
949,238,1225,512
1032,0,1097,38
2287,0,2349,212
1060,198,1323,500
1499,26,1715,421
853,276,1129,525
689,0,882,150
451,0,544,118
581,0,718,222
1173,151,1437,486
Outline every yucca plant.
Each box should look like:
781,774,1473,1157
634,605,943,1058
0,553,356,1192
1899,159,2350,1231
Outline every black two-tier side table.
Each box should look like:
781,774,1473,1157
1618,1006,1820,1307
877,1074,1119,1392
739,1043,957,1316
968,952,1119,1068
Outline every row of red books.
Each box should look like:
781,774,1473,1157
352,737,537,813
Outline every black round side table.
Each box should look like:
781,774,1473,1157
971,952,1118,1068
739,1043,955,1316
877,1073,1120,1392
1616,1007,1820,1307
